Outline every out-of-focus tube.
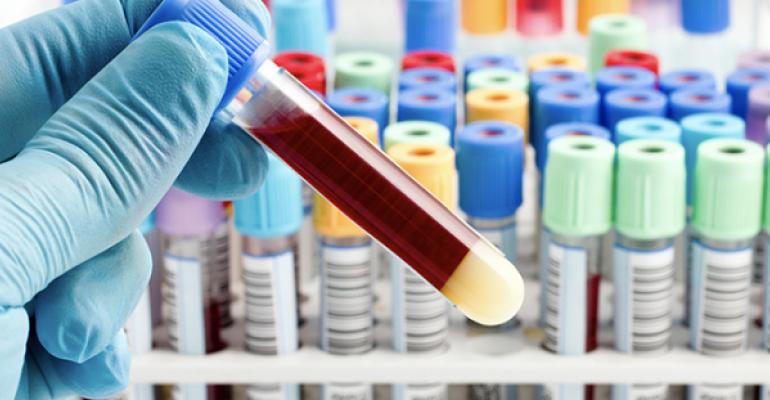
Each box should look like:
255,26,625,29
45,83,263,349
604,88,667,134
402,50,456,72
659,69,716,95
615,116,680,145
335,51,395,95
464,54,522,81
725,68,770,120
527,52,587,73
272,0,328,56
577,0,630,35
274,51,326,95
516,0,563,37
534,86,600,159
669,89,732,122
588,14,647,74
461,0,507,34
595,66,656,97
466,88,529,141
604,49,659,75
738,50,770,70
405,0,457,53
630,0,679,32
397,87,457,134
326,87,390,143
748,86,770,146
467,69,529,92
763,144,770,357
384,120,451,152
139,0,525,326
398,67,457,92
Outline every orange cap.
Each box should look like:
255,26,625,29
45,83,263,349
313,117,380,238
465,88,529,142
527,52,587,73
388,143,457,208
577,0,630,35
461,0,508,34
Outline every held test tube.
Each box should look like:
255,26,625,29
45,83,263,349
234,154,303,400
612,140,685,400
138,0,525,326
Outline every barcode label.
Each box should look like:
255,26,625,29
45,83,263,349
243,251,299,355
540,384,584,400
613,246,675,354
393,383,448,400
125,289,153,354
477,223,518,263
543,242,587,355
689,242,752,356
200,229,231,326
470,384,517,400
163,255,207,355
612,384,668,400
320,243,375,355
391,256,449,353
322,383,372,400
760,385,770,400
688,384,743,400
247,384,300,400
538,227,551,327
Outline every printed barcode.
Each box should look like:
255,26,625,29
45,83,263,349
162,257,210,351
393,261,449,353
200,230,231,326
247,383,299,400
543,254,562,352
469,384,508,400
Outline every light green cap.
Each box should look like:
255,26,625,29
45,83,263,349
334,51,394,95
588,14,647,74
616,140,686,240
383,121,451,152
543,136,615,236
765,144,770,233
691,139,765,241
466,68,529,92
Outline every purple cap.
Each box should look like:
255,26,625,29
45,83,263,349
747,85,770,145
156,188,227,236
631,0,680,31
737,50,770,70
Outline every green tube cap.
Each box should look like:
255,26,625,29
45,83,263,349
589,15,647,74
334,51,395,95
616,140,686,240
383,121,451,151
692,139,765,241
467,68,529,92
543,136,615,236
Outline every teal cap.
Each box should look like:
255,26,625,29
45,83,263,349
466,68,529,92
589,15,648,74
543,136,615,236
691,139,764,241
383,120,451,151
615,117,681,145
273,0,328,56
616,140,686,240
334,51,395,95
234,153,304,238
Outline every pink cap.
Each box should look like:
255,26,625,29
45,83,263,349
738,50,770,70
631,0,679,31
155,188,226,236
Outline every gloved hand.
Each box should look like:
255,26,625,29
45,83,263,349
0,0,270,398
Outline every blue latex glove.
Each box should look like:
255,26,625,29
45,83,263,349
0,0,270,398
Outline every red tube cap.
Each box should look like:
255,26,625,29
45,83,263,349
402,50,456,72
274,51,327,94
604,50,659,76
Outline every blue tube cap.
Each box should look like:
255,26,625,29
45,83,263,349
538,123,610,172
397,87,457,133
235,153,304,237
535,86,600,153
273,0,328,56
659,69,716,95
463,54,522,79
135,0,271,111
399,67,457,92
530,68,592,95
615,117,681,145
726,68,770,119
326,88,390,136
604,88,667,133
681,0,729,34
595,66,657,96
669,88,732,122
457,121,525,218
405,0,457,53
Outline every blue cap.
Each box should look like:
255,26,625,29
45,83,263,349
139,212,156,235
681,0,729,34
669,88,732,122
327,88,390,140
273,0,328,56
726,68,770,119
456,121,525,218
681,113,745,205
659,69,716,95
615,117,681,145
327,0,336,32
235,153,304,237
604,88,667,133
537,123,610,172
535,86,600,157
135,0,271,111
529,68,592,144
595,66,657,97
399,67,457,92
405,0,457,53
397,88,457,134
463,54,522,80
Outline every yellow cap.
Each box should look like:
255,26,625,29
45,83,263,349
465,88,529,142
387,143,457,208
313,117,380,238
577,0,630,35
461,0,508,34
527,52,587,73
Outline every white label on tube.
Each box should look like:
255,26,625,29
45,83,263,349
470,385,518,400
538,227,550,327
322,383,372,400
687,385,743,400
541,384,584,400
477,221,518,263
544,241,587,355
247,383,301,400
163,255,206,356
127,384,154,400
763,237,770,349
173,384,208,400
761,385,770,400
612,384,668,400
125,288,153,354
243,250,299,355
613,245,674,354
320,243,374,354
392,383,449,400
689,241,752,356
391,255,449,353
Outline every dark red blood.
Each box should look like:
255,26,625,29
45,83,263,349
402,50,456,72
586,273,601,352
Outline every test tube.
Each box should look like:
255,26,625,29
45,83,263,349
466,88,530,141
725,68,770,120
527,52,587,73
535,85,600,157
397,88,457,133
528,68,591,136
402,50,456,72
405,0,456,53
588,15,647,74
738,50,770,70
659,69,716,95
604,49,659,75
541,136,614,400
461,0,507,35
156,188,230,400
669,89,732,122
464,54,522,81
762,144,770,400
272,0,328,57
595,66,656,97
614,116,681,145
234,154,303,400
466,69,529,92
274,51,326,96
612,140,685,400
577,0,630,35
603,88,667,134
384,121,451,152
748,85,770,145
139,0,525,326
326,87,390,143
516,0,563,37
398,68,457,92
334,51,395,95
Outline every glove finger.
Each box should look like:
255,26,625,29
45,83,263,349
0,22,226,308
175,116,268,200
0,0,269,161
0,307,28,395
34,231,151,363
